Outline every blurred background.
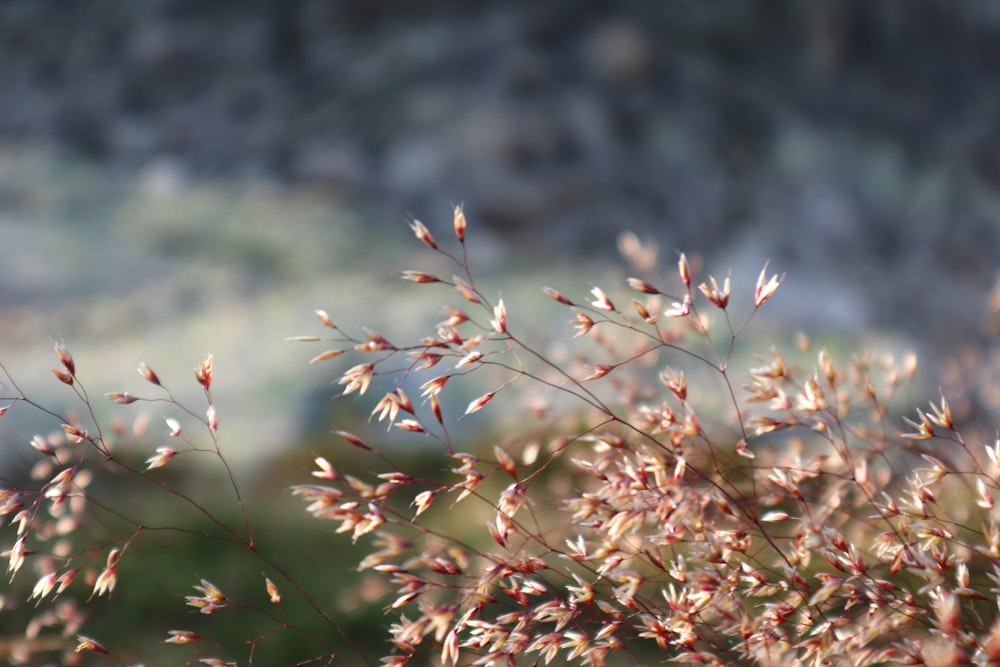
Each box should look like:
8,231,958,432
2,0,1000,664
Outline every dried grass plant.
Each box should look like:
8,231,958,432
2,209,999,667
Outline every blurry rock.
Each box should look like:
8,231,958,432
138,156,187,198
580,21,653,82
291,141,372,192
382,134,451,198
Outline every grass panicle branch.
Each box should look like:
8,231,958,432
1,209,998,667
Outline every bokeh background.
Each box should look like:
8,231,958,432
2,1,1000,664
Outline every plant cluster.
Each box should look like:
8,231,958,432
2,208,1000,667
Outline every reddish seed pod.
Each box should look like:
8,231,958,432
465,391,495,415
54,342,75,376
542,286,573,305
336,430,371,450
400,270,440,283
678,253,691,287
314,309,336,329
453,204,466,242
494,445,517,479
409,219,437,249
51,369,74,385
138,362,161,386
31,435,55,456
627,277,659,294
195,353,213,390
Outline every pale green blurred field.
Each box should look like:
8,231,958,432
0,145,921,472
0,149,402,457
0,146,632,472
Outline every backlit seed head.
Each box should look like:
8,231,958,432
195,353,214,390
543,286,573,305
30,435,55,457
453,204,467,242
309,349,345,364
314,309,336,329
265,577,281,604
590,287,615,311
664,294,691,318
571,310,595,337
465,391,495,415
400,270,440,284
698,275,730,309
633,300,652,321
51,368,74,386
754,261,783,307
409,219,437,249
145,447,176,471
312,456,338,481
337,430,371,450
395,419,425,433
74,636,108,654
54,342,75,376
627,277,659,294
165,417,182,437
454,277,480,303
412,490,436,516
165,630,201,645
678,253,691,287
138,361,161,386
491,299,507,333
494,445,517,478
